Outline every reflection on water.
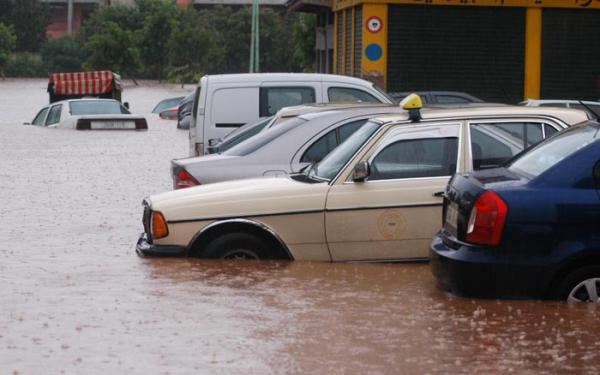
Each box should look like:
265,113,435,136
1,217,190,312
0,80,598,374
140,259,600,374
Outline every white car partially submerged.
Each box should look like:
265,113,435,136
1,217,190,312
26,98,148,130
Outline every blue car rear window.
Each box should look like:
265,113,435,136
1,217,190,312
509,124,599,178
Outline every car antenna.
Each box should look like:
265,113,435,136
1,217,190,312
578,100,600,121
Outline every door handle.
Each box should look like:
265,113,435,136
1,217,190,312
433,191,446,198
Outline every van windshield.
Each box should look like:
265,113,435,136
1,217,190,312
224,117,307,156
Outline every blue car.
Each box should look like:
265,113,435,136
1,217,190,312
431,120,600,302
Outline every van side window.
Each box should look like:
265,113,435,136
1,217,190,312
470,122,550,170
328,87,379,103
260,87,315,117
45,104,63,126
33,108,49,126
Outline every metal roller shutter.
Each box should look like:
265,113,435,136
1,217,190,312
541,9,600,101
336,13,343,74
354,6,363,78
345,9,352,75
387,5,525,103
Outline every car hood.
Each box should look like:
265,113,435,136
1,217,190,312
148,176,330,222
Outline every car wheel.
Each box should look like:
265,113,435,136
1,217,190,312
202,233,267,260
555,265,600,302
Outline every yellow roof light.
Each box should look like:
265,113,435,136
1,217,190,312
400,93,423,110
400,93,423,122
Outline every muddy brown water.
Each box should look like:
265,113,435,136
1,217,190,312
0,79,598,374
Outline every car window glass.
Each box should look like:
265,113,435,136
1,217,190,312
45,104,62,125
510,124,599,178
261,87,315,117
218,117,273,152
224,117,307,157
434,95,471,104
544,124,558,138
301,130,337,163
312,120,382,181
328,87,379,103
470,122,545,170
152,97,183,113
32,108,49,126
539,102,567,108
570,103,600,113
339,119,367,142
70,100,130,115
370,137,459,180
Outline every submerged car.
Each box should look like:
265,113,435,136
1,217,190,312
172,104,401,189
137,95,587,261
431,120,600,302
26,98,148,130
176,93,194,129
152,96,184,114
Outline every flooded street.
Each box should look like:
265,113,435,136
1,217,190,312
1,79,598,374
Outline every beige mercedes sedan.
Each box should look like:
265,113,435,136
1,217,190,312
136,96,589,262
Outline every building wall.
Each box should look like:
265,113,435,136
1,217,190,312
45,0,108,37
332,0,600,101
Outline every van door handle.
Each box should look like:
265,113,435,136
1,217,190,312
433,191,446,198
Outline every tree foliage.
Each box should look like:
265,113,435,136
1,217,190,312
2,0,317,80
82,21,141,77
0,0,49,52
0,22,16,76
136,0,179,79
42,36,84,73
166,7,223,85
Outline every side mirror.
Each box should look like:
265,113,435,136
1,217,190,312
123,102,130,109
208,138,221,147
353,160,370,182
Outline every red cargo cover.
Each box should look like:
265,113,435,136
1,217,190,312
49,71,122,96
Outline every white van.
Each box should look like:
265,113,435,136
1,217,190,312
188,73,395,156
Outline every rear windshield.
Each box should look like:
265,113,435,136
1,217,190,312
70,101,129,115
224,117,307,157
152,97,183,113
218,117,273,152
509,123,599,178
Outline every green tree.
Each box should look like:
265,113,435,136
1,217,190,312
291,13,316,72
1,0,49,52
136,0,178,79
42,36,84,73
0,22,16,76
83,21,141,79
166,7,223,85
78,4,143,43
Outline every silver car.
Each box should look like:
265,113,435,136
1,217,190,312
171,106,406,189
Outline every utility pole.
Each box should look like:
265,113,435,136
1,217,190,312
249,0,259,73
67,0,74,35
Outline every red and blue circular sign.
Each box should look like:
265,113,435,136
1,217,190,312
366,16,383,33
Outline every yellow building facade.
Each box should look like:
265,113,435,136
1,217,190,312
332,0,600,102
